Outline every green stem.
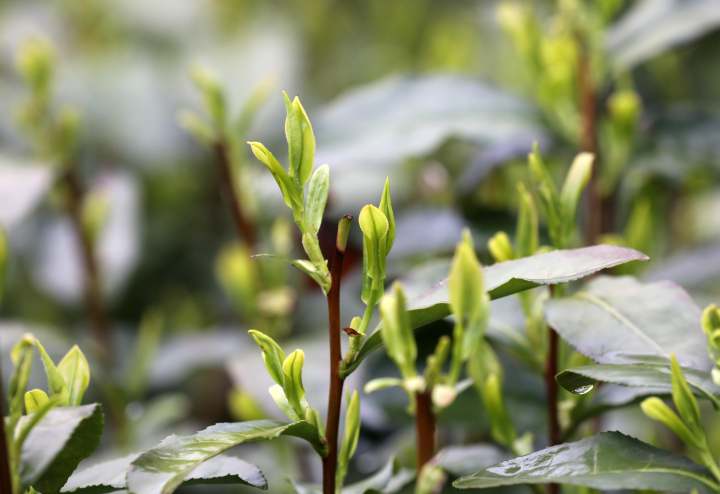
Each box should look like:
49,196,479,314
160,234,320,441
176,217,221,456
700,448,720,485
0,359,15,494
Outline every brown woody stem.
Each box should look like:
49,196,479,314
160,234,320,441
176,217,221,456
213,141,256,249
545,284,561,494
322,219,349,494
577,34,604,245
63,168,111,363
415,390,436,470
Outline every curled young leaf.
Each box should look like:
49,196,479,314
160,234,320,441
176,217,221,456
378,178,395,256
304,164,329,234
363,377,404,394
379,283,416,379
641,397,703,450
190,66,226,131
248,330,286,386
487,231,514,263
670,355,702,429
359,204,389,282
283,93,315,186
247,141,300,211
282,350,307,417
560,152,594,229
57,345,90,406
337,390,361,487
449,230,488,359
515,182,538,257
24,389,49,414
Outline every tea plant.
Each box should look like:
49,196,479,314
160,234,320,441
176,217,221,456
4,86,718,494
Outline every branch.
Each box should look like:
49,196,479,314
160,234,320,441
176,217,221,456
415,390,436,470
213,141,257,249
63,168,111,363
322,216,351,494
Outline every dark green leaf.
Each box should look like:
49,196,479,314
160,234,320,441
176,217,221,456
557,362,720,408
454,432,718,492
127,420,321,494
20,404,103,493
343,245,647,376
546,276,709,370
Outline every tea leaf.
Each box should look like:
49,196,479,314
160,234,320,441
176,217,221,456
57,345,90,406
127,420,323,494
454,432,718,492
24,389,49,413
21,404,103,493
379,283,416,379
62,453,267,493
546,276,709,370
303,164,329,235
248,330,286,386
343,245,647,377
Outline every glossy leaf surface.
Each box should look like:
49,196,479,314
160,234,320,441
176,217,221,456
454,432,717,492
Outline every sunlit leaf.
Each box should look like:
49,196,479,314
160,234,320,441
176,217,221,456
127,420,322,494
454,432,718,492
20,404,103,493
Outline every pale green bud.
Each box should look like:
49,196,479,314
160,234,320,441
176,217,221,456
416,464,446,494
16,38,54,94
560,152,594,235
378,178,395,256
24,389,49,413
359,204,389,283
670,355,701,429
81,189,110,246
515,182,538,257
57,345,90,406
431,384,457,409
190,65,226,130
283,93,315,186
304,164,330,235
248,141,301,211
487,231,514,263
282,350,307,416
641,397,703,450
608,89,640,133
448,229,488,359
248,330,286,386
337,390,361,487
379,283,416,379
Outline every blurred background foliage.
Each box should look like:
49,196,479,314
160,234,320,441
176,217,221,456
1,0,720,492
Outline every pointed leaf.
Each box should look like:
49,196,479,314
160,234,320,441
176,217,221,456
546,276,709,370
20,404,103,493
342,245,648,377
304,164,329,234
454,432,718,492
61,453,267,493
57,346,91,406
127,420,322,494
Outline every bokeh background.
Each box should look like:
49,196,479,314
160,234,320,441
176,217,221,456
2,0,720,492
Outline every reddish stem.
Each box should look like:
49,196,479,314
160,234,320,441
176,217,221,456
213,141,257,249
415,390,436,470
63,168,111,363
545,284,561,494
322,223,348,494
